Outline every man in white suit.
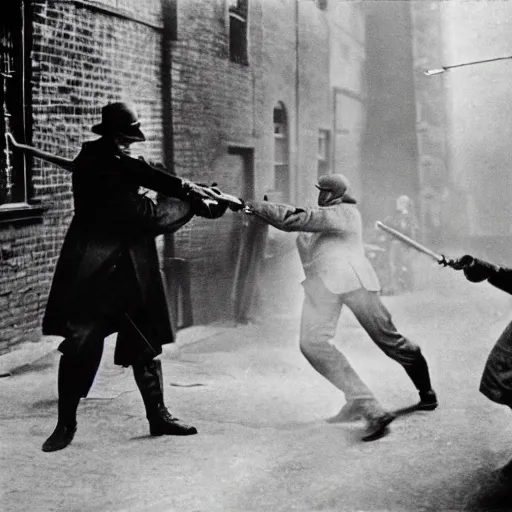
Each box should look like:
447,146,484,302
241,174,438,441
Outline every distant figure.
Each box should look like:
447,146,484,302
387,195,419,238
384,195,419,293
228,174,438,442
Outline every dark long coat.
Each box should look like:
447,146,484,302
479,269,512,407
42,137,194,366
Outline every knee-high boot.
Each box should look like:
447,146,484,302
132,359,197,436
42,356,81,452
402,353,438,410
42,351,102,452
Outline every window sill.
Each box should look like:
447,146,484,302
0,202,46,226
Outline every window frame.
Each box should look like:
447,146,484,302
273,102,289,201
228,0,249,66
0,1,43,225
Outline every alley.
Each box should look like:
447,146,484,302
2,265,512,511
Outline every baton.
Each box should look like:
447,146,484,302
376,221,454,267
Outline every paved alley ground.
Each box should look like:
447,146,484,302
2,261,512,511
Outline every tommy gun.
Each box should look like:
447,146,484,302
5,132,244,210
376,221,459,269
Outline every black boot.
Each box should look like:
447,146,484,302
132,359,197,436
403,354,438,411
42,357,81,453
417,390,438,411
42,422,78,453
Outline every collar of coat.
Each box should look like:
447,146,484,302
86,136,126,157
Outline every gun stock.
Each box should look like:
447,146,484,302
6,133,74,171
6,133,243,208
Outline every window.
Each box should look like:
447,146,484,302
1,1,31,209
228,0,248,65
273,102,289,200
317,129,331,177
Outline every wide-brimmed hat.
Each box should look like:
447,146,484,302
91,102,146,142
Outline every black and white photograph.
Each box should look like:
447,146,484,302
2,0,512,510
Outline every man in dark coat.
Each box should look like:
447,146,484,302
449,255,512,406
40,102,227,452
231,175,438,442
450,255,512,476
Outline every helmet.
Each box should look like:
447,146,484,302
315,174,350,200
91,102,146,142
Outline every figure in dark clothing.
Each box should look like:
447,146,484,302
450,255,512,476
223,175,438,442
13,102,227,452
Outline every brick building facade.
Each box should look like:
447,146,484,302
0,0,368,355
1,0,167,355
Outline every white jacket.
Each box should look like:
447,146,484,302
248,199,381,294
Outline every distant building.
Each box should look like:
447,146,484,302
432,1,512,263
409,0,512,261
360,1,423,235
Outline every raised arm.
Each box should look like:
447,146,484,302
244,200,349,233
115,153,192,199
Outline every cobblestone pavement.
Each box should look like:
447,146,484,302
2,266,512,511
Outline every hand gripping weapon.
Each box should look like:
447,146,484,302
376,221,457,268
5,133,243,209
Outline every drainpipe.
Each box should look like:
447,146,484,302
161,0,193,329
295,0,300,202
161,0,177,258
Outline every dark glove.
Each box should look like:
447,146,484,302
449,254,474,270
228,198,245,212
206,184,243,212
205,183,245,212
191,196,228,219
454,254,499,282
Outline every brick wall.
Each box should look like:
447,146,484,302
1,0,368,351
169,0,335,323
169,0,264,323
0,0,164,354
